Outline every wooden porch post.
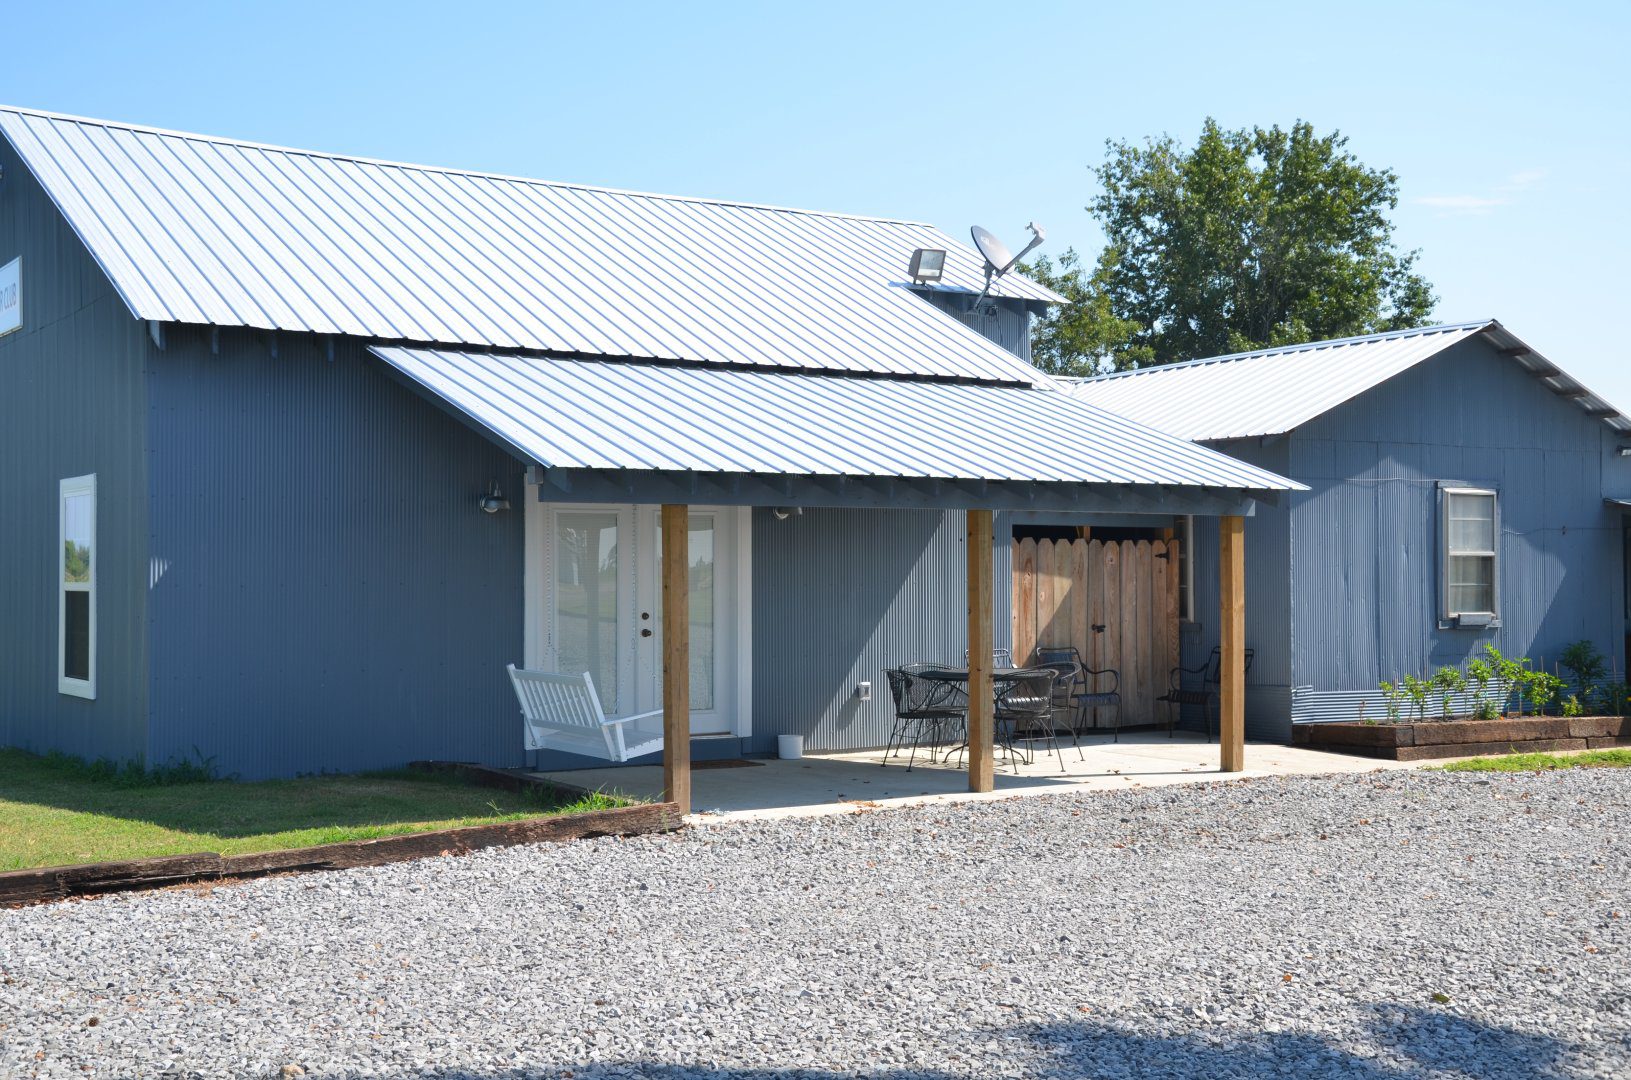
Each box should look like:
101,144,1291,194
1219,514,1245,772
967,509,994,793
661,503,691,813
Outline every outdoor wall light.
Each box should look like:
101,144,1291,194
772,506,803,521
908,248,946,284
477,480,511,514
1618,445,1631,458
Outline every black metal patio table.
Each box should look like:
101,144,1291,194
911,666,1035,767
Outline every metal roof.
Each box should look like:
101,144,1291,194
1065,321,1631,440
369,346,1302,492
0,105,1063,384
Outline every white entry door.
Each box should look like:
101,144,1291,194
527,502,751,739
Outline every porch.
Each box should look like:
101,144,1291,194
368,345,1305,812
535,731,1407,820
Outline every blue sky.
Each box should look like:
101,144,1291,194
4,1,1627,407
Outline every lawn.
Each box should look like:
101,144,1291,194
0,749,625,872
1436,748,1631,773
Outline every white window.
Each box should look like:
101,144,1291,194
1442,486,1497,622
59,474,96,698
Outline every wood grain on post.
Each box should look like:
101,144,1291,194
967,509,994,793
661,504,691,813
1219,515,1246,772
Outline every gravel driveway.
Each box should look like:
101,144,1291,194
1,769,1627,1079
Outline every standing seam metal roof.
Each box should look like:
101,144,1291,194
1065,321,1630,440
369,346,1303,492
0,105,1064,384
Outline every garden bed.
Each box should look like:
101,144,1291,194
1293,714,1631,760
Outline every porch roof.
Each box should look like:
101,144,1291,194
370,346,1303,513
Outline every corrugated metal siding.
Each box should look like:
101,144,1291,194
1067,321,1629,441
1181,438,1295,740
0,134,150,765
0,106,1059,385
145,330,526,779
914,290,1033,361
369,347,1301,491
748,508,1007,754
1287,335,1627,717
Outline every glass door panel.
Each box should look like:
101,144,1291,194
688,515,716,712
554,512,622,711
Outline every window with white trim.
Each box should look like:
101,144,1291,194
1442,486,1497,622
59,474,96,698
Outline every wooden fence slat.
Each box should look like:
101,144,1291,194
1084,540,1104,727
1069,539,1090,721
1102,542,1122,725
1014,538,1038,667
1124,542,1144,722
1162,540,1181,728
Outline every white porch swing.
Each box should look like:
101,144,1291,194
506,665,666,764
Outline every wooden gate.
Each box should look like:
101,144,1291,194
1012,537,1180,727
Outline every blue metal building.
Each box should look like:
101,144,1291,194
0,106,1294,779
1070,324,1631,739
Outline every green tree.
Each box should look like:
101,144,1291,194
1023,119,1435,375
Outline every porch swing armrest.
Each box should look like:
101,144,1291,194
604,708,666,727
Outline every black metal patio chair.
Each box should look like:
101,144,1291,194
1157,646,1254,742
994,668,1066,771
883,667,968,770
1035,645,1122,741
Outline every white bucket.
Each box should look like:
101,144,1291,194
777,734,805,760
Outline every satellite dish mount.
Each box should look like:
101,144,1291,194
969,222,1046,312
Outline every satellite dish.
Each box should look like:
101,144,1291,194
967,222,1047,309
971,226,1016,277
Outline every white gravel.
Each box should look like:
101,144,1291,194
1,769,1628,1079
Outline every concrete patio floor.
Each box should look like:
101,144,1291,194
535,731,1419,820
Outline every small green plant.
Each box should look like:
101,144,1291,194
1465,657,1494,713
1561,695,1584,718
1401,673,1430,721
1483,644,1528,715
1524,670,1565,715
1605,681,1630,717
1472,699,1501,721
1560,640,1608,709
1378,680,1403,722
1432,666,1467,720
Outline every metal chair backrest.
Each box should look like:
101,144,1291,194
1036,645,1085,668
1202,646,1256,686
994,668,1057,718
963,648,1015,668
886,668,967,717
1035,660,1082,707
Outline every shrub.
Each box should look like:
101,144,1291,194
1465,657,1494,713
1431,666,1466,720
1472,699,1501,721
1560,640,1608,708
1562,695,1584,718
1524,670,1565,716
1378,680,1403,722
1401,673,1430,721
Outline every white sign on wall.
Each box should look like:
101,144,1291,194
0,258,19,338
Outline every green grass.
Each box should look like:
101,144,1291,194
0,748,627,872
1436,749,1631,773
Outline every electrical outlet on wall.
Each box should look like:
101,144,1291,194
856,681,872,701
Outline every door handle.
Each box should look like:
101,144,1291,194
640,629,653,638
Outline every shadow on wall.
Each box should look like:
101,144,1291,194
753,508,961,751
343,1005,1590,1079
